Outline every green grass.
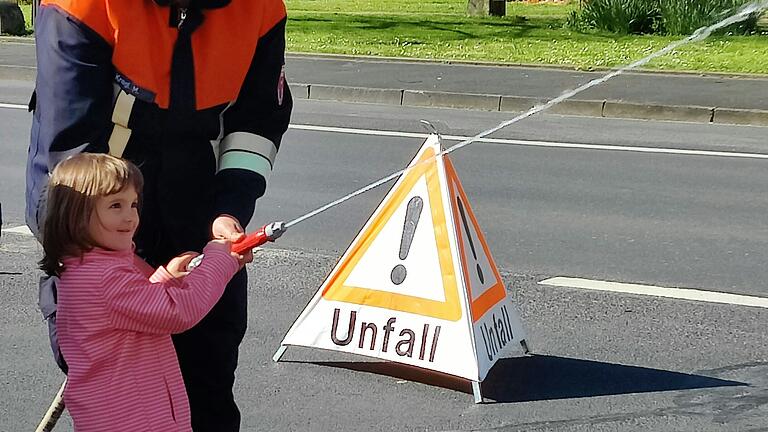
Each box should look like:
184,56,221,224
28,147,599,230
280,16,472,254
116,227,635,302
17,1,768,74
286,0,768,74
288,0,573,16
20,4,33,31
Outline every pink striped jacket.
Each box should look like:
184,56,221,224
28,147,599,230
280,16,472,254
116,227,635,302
57,245,239,432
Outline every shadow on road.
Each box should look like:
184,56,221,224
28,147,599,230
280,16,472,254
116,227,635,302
482,355,746,403
297,354,746,403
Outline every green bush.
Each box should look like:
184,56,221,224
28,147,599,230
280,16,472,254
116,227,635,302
568,0,661,34
659,0,758,35
568,0,760,35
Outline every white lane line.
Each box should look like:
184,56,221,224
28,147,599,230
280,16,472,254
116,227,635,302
0,107,765,160
1,225,33,236
0,40,36,46
539,276,768,309
291,124,768,160
0,102,27,110
292,124,427,139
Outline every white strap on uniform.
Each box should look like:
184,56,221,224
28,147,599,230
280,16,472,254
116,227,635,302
107,89,135,158
108,125,132,158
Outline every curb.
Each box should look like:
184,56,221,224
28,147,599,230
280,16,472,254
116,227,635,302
603,101,714,123
1,63,766,127
293,83,768,127
712,108,768,126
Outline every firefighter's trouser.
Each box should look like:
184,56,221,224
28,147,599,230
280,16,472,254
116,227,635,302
124,132,247,432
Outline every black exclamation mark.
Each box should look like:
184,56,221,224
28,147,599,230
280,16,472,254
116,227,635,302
391,196,424,285
457,196,484,284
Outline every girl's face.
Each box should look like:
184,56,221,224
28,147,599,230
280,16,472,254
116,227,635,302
89,186,140,251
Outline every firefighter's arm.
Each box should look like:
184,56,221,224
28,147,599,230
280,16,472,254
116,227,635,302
215,13,293,228
27,5,114,236
33,5,114,162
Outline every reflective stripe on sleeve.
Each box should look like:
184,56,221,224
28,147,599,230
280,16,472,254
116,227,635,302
217,132,278,179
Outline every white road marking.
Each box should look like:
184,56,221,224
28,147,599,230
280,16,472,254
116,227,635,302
291,124,768,160
0,40,36,45
2,102,766,160
292,124,427,139
1,225,33,236
540,276,768,309
0,102,27,110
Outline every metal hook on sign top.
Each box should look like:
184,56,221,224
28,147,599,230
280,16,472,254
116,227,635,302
419,120,445,150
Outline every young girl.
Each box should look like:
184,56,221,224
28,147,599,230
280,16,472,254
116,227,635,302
40,153,243,432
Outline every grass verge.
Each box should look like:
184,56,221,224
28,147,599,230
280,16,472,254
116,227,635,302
286,0,768,74
16,1,768,74
19,3,33,32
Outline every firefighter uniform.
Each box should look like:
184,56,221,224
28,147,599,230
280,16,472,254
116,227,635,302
26,0,293,430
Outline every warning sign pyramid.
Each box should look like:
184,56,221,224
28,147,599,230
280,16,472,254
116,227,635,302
275,134,529,401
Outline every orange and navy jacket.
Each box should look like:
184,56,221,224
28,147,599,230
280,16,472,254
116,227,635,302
26,0,293,235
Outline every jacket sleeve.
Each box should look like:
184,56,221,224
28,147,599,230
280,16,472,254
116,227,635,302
102,246,239,334
26,4,114,237
132,255,156,278
215,13,293,228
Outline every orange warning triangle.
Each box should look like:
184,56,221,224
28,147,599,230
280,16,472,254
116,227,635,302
444,157,507,322
276,134,530,392
321,143,462,321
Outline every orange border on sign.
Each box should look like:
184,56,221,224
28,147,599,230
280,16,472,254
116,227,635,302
444,157,507,323
321,147,461,321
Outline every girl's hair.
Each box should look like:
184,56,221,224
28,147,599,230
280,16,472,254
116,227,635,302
39,153,144,276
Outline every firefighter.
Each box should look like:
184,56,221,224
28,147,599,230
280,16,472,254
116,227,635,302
26,0,293,430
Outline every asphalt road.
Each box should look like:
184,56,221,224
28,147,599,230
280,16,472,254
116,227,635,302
4,36,768,111
1,96,768,431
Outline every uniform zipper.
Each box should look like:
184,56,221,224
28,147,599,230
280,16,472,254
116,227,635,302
178,8,187,29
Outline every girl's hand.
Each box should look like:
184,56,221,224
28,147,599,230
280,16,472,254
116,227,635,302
166,251,201,278
206,239,250,270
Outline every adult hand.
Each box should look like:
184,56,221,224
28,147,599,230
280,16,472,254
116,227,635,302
166,251,201,278
212,214,245,242
211,215,254,267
